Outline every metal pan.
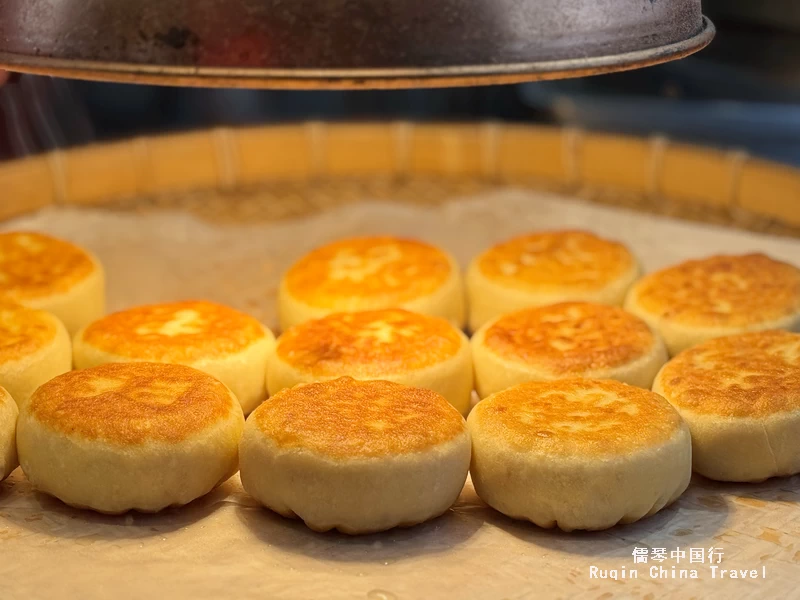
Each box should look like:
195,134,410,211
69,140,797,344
0,0,714,89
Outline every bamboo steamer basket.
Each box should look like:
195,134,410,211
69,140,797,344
2,123,800,600
1,122,799,236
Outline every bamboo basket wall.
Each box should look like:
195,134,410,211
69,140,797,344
1,122,799,236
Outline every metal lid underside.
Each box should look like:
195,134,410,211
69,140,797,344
0,0,714,89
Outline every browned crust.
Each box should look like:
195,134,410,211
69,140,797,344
284,236,453,308
476,230,635,291
80,300,267,362
657,330,800,418
483,302,655,373
0,231,95,300
632,254,800,327
276,308,462,376
0,300,59,361
472,378,683,456
29,362,236,445
251,377,465,458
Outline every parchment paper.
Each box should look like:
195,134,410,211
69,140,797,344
2,189,800,600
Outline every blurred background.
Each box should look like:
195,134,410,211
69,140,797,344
3,0,800,164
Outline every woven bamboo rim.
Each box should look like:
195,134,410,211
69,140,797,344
1,122,799,237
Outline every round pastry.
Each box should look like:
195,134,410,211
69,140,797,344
73,300,275,414
653,330,800,482
0,301,72,408
0,231,105,335
468,378,691,531
0,386,18,482
269,308,472,414
278,236,465,330
240,377,471,534
471,302,667,398
466,230,639,331
17,362,244,513
625,253,800,356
